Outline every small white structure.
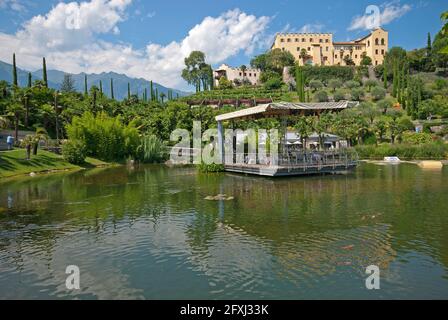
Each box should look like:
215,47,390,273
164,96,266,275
214,64,261,87
384,156,401,163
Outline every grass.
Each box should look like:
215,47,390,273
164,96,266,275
0,149,110,179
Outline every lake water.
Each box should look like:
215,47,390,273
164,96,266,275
0,163,447,299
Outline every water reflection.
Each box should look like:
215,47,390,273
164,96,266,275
0,163,448,299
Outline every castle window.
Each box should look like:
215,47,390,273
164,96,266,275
308,47,311,51
375,49,379,54
254,73,257,77
319,39,323,43
310,38,313,43
295,38,299,42
375,38,379,45
297,47,300,51
381,38,385,45
367,40,370,46
287,38,291,42
239,72,242,76
355,54,358,58
326,47,329,51
302,38,306,42
280,38,284,42
381,49,385,55
249,73,252,77
325,39,329,43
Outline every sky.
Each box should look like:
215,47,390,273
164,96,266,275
0,0,446,90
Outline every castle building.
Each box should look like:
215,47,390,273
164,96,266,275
271,28,388,66
214,64,261,87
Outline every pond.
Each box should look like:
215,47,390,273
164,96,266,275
0,163,447,299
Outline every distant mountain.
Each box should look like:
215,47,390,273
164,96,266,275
0,60,190,100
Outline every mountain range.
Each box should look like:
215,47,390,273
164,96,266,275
0,60,190,100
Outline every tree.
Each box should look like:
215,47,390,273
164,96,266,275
240,65,247,81
351,88,365,101
383,62,388,89
294,117,314,149
296,65,305,101
182,51,211,92
377,98,395,114
7,102,24,142
12,53,18,87
360,52,372,66
127,83,131,100
343,55,355,66
364,79,378,92
218,76,233,89
28,72,32,88
84,75,88,96
333,89,346,102
314,90,328,102
110,78,114,100
371,86,386,101
160,92,166,103
60,74,76,93
328,78,342,92
43,57,48,87
309,79,323,92
427,32,432,55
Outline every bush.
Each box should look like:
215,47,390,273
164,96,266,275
345,80,361,89
198,162,225,173
314,90,329,102
66,112,140,161
350,88,365,101
355,142,448,160
328,78,343,92
309,79,324,92
62,140,86,165
264,77,283,90
137,134,166,163
302,66,354,83
401,132,433,144
371,86,387,101
333,90,346,102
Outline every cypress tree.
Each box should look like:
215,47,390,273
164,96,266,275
28,72,32,88
12,53,18,87
155,88,158,102
427,32,432,54
42,57,48,87
84,75,88,96
392,62,398,97
383,63,388,89
150,81,154,101
110,78,114,100
144,88,148,102
99,80,103,96
176,93,179,100
127,83,131,100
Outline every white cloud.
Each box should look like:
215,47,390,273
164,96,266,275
348,2,412,31
0,0,27,12
0,1,270,90
298,23,325,33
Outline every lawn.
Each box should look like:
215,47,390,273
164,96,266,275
0,149,109,178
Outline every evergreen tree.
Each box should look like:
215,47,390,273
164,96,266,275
110,78,114,100
42,57,48,87
150,81,154,101
127,83,131,100
155,88,159,102
144,88,148,102
99,80,103,96
61,74,76,93
12,53,18,87
392,62,398,97
383,62,388,89
84,75,88,96
27,72,32,88
427,32,432,55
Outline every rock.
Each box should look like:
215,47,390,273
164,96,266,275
29,172,36,177
418,161,443,169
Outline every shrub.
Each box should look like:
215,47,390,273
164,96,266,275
309,79,324,92
333,90,346,102
198,162,225,173
264,76,283,90
345,80,361,89
355,142,448,160
371,86,387,101
137,134,166,163
66,112,140,161
302,66,354,83
401,132,433,144
328,78,343,92
62,140,86,165
314,90,329,102
350,88,365,101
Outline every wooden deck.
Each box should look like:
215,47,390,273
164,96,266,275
224,161,358,177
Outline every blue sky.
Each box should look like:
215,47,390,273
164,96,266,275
0,0,446,90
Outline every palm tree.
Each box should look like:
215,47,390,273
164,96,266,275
160,92,166,103
20,134,34,160
15,87,32,128
7,103,24,143
0,116,9,129
31,128,49,155
240,65,247,82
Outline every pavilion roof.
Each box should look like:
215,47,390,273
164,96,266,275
215,101,359,121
